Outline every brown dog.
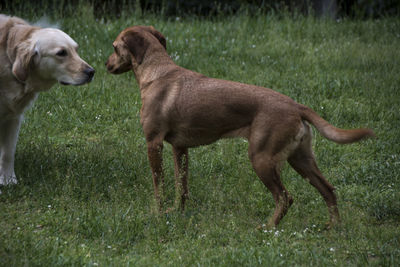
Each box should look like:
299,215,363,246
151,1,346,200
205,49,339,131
106,26,374,227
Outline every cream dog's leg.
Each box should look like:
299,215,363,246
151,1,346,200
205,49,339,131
0,115,22,185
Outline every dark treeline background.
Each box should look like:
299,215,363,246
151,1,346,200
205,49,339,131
0,0,399,18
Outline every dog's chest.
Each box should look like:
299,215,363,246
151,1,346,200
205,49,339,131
0,81,38,119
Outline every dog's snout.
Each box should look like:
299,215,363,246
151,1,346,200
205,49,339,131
105,59,113,71
84,67,95,79
106,63,112,71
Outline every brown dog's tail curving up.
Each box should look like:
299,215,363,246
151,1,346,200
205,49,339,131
298,104,375,144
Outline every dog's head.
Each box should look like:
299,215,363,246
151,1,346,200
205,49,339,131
106,26,166,74
8,27,95,87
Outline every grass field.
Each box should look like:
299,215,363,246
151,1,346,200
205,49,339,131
1,4,400,266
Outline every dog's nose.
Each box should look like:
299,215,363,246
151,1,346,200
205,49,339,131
105,61,112,71
84,67,95,79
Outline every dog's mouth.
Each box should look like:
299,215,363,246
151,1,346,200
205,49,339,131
108,68,123,75
59,78,93,86
106,60,131,75
106,65,121,74
59,80,88,86
60,80,71,85
59,68,95,86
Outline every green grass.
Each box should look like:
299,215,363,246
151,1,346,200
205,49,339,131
1,6,400,266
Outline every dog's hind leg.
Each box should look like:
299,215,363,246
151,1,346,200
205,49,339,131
172,146,189,211
249,149,293,228
248,117,304,227
288,124,340,227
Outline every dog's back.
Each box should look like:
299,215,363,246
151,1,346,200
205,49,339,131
0,14,12,27
0,15,13,70
0,14,28,26
0,14,28,44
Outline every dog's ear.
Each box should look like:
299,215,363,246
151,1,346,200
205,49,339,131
122,32,149,65
147,26,167,50
7,25,38,82
11,43,37,82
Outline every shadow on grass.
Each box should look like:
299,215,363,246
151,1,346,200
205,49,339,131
2,139,148,204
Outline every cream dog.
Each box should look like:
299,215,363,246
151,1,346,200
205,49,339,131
0,14,95,185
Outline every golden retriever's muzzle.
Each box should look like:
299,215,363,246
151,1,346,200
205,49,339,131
61,66,95,86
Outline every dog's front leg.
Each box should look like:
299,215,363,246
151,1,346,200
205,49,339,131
0,116,22,185
147,140,164,211
172,146,189,211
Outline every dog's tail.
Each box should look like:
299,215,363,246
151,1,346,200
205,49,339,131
298,104,375,144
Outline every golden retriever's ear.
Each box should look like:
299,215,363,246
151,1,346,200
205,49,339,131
122,32,149,65
148,26,167,50
7,25,38,82
12,44,36,82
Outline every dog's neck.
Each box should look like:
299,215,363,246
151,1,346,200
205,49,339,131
133,48,176,90
26,75,56,92
10,76,54,115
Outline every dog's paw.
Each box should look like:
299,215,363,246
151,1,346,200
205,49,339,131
256,223,276,231
165,207,178,214
0,172,18,185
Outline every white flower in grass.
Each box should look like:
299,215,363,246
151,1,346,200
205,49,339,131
263,240,271,246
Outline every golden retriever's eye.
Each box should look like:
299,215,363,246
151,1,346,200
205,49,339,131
56,49,68,57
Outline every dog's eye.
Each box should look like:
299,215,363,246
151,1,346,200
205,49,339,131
56,49,68,57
